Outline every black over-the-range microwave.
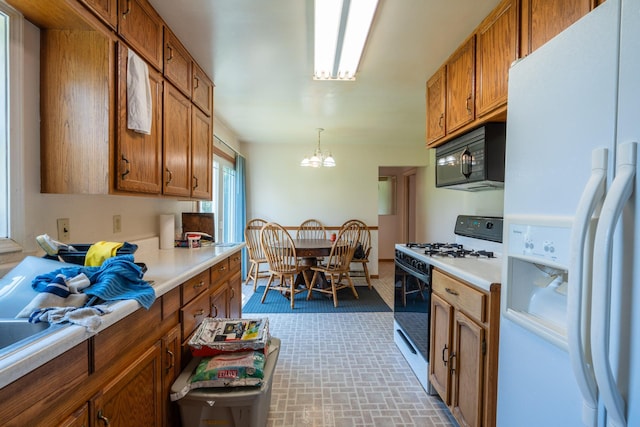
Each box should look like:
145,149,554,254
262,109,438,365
435,122,506,191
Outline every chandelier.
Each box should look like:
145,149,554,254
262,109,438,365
300,128,336,168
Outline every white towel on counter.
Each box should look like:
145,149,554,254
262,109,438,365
16,273,91,318
29,305,112,333
127,49,152,134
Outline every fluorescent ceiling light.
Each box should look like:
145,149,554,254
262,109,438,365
314,0,379,81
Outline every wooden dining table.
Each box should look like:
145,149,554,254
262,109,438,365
293,238,335,289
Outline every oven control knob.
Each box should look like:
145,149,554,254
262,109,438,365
486,221,494,229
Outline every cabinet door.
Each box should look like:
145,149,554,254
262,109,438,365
475,0,518,117
118,0,164,70
162,325,181,427
211,283,228,319
451,310,485,427
163,83,192,197
191,107,213,200
192,63,214,116
79,0,117,29
228,270,242,319
429,292,453,404
164,27,193,97
521,0,591,55
92,342,163,427
116,43,163,194
446,36,476,133
426,65,446,145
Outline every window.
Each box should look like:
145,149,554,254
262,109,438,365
200,157,236,243
0,8,9,238
0,1,23,253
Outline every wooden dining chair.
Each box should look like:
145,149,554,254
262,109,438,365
342,219,373,289
260,222,311,309
307,221,362,307
296,218,327,240
244,218,269,290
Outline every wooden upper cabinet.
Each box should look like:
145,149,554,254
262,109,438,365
475,0,518,118
446,36,476,134
164,27,193,98
163,83,192,198
191,107,213,200
40,30,113,194
115,42,163,194
118,0,164,70
426,65,446,145
78,0,118,29
193,63,214,117
521,0,592,56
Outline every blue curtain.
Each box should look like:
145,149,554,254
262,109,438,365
234,155,248,279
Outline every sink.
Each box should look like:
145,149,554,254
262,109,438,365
0,319,61,356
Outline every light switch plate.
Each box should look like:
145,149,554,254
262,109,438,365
57,218,70,242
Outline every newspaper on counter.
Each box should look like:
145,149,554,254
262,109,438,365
188,317,270,356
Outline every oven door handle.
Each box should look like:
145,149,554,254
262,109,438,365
395,259,431,282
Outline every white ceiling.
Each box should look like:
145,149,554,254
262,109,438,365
148,0,501,148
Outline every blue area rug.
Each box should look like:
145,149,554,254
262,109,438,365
243,286,391,313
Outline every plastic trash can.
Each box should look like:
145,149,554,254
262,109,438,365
171,337,280,427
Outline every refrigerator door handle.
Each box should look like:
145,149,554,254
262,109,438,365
569,147,608,427
592,141,637,427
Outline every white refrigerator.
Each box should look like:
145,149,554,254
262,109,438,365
497,0,640,426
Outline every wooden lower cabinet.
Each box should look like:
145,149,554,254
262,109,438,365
0,251,242,427
91,342,163,427
429,268,500,427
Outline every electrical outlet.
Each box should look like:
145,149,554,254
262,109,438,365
57,218,70,242
113,215,122,233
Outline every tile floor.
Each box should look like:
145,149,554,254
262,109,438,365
242,262,457,427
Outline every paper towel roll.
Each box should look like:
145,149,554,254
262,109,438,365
160,214,175,249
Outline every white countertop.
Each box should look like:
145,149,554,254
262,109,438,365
395,243,502,291
0,238,245,389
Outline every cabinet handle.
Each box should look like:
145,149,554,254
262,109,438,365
193,309,205,317
97,410,111,426
194,281,205,289
165,168,173,185
212,304,219,318
166,349,175,372
121,154,130,179
449,352,456,374
230,288,235,299
466,94,472,114
442,344,449,366
445,287,459,296
438,113,444,129
122,0,131,18
167,45,173,62
194,76,200,89
192,175,199,190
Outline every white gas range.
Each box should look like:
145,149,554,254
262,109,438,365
393,215,503,394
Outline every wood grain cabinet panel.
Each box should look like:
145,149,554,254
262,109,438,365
475,0,518,118
162,325,181,427
92,342,163,427
446,36,476,133
191,107,213,200
429,292,453,404
163,83,192,197
40,30,113,194
192,62,214,116
118,0,164,70
426,65,446,145
115,42,164,194
181,269,211,305
79,0,117,29
58,403,89,427
521,0,592,55
181,288,212,341
164,27,193,97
